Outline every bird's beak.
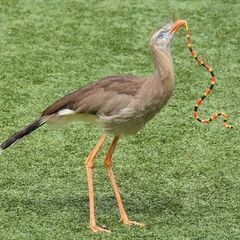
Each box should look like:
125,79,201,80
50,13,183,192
170,20,186,36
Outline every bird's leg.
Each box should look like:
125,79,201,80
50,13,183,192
103,136,144,227
85,134,110,233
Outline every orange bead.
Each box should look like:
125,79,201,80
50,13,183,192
191,51,196,57
223,122,227,127
204,88,211,96
212,113,218,120
222,112,228,119
193,111,198,119
197,58,203,64
195,98,203,106
202,119,209,124
205,64,212,71
211,76,217,84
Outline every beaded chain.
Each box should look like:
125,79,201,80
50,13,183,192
184,22,233,129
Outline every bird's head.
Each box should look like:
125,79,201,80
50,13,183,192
151,20,186,52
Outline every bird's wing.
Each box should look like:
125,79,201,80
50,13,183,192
42,75,145,117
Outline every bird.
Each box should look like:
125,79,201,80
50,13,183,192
0,20,186,232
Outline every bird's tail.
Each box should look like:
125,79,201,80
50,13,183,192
0,117,46,153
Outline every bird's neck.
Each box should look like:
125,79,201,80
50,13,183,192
150,43,173,81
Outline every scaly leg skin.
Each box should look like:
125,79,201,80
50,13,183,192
103,136,144,228
85,134,111,233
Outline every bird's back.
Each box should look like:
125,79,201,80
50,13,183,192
43,75,145,117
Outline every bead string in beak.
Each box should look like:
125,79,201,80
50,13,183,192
181,21,234,129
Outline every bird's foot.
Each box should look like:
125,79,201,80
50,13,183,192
90,225,111,233
120,218,145,227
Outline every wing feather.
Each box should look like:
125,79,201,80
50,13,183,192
42,75,145,117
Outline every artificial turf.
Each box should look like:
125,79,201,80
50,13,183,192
0,0,239,239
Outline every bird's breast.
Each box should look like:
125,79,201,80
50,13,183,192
143,72,174,111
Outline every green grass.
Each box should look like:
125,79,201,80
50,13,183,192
0,0,239,239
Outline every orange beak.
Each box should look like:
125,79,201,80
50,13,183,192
170,20,186,36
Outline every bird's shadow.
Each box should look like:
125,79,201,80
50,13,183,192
2,192,182,217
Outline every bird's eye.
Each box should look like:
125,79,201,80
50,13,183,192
158,32,165,39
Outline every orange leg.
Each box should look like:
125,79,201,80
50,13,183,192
85,134,110,233
103,136,144,227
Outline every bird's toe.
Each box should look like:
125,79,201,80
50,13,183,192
90,225,111,233
121,219,145,227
